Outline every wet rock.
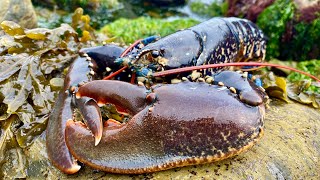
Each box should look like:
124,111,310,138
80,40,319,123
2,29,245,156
227,0,320,23
0,0,37,29
26,99,320,179
294,0,320,22
227,0,275,22
255,0,320,60
143,0,186,6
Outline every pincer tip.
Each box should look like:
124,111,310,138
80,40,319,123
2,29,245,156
94,133,102,146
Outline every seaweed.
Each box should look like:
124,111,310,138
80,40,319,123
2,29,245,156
261,59,320,108
0,115,27,179
189,0,228,17
287,60,320,93
257,0,295,59
34,0,122,29
0,8,98,178
100,17,199,44
0,21,77,122
262,72,289,102
257,0,320,60
282,19,320,60
287,80,320,108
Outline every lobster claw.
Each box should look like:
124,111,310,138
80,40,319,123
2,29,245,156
72,80,149,146
46,45,125,174
65,75,265,174
46,91,81,174
75,97,103,146
75,80,149,115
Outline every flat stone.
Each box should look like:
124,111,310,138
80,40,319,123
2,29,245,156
27,99,320,179
0,0,37,29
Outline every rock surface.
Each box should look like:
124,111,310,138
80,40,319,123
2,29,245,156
294,0,320,22
145,0,186,6
0,0,37,28
227,0,275,22
26,99,320,179
227,0,320,23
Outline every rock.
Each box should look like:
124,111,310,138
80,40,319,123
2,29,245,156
144,0,186,6
227,0,320,23
227,0,275,22
26,99,320,179
294,0,320,22
256,0,320,60
0,0,37,29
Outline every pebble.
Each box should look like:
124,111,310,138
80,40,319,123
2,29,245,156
50,78,64,89
171,78,182,84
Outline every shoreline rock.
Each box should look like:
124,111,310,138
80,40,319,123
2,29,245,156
0,0,37,29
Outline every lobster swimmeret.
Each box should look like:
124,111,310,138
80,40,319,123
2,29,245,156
47,17,268,174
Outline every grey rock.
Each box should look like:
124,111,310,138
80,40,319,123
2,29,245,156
0,0,37,28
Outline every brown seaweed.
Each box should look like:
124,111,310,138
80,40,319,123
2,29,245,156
0,8,99,178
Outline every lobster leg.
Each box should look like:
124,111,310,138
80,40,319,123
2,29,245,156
213,71,268,106
47,45,124,174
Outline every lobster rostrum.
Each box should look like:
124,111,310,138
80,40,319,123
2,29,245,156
47,17,269,174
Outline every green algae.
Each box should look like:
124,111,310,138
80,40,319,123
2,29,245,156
100,17,199,44
287,60,320,93
189,0,228,17
257,0,295,59
257,0,320,60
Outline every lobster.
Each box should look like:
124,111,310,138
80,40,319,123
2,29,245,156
46,17,269,174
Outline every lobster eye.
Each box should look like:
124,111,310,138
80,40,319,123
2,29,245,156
151,50,160,58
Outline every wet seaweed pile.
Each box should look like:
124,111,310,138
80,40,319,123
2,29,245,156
0,9,99,178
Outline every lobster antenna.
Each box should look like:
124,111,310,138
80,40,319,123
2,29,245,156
152,62,320,82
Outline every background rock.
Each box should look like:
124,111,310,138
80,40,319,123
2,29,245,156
294,0,320,22
0,0,37,28
143,0,186,6
227,0,275,22
27,99,320,179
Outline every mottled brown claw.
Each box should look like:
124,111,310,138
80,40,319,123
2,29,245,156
66,79,265,174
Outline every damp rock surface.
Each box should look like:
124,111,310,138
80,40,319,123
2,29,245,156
0,0,37,28
27,99,320,179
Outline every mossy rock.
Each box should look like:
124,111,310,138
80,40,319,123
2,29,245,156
0,0,37,29
26,99,320,179
189,0,228,17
